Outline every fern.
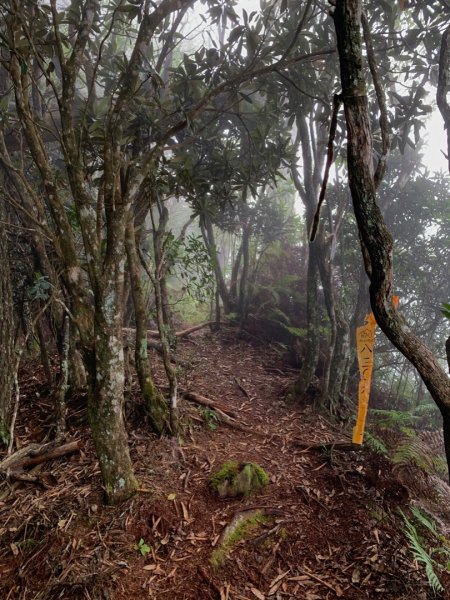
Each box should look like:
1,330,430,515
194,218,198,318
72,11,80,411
392,438,435,473
370,409,418,431
413,403,438,416
365,431,388,455
410,507,438,537
431,455,449,478
400,510,444,593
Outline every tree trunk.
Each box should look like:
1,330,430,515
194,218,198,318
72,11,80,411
334,0,450,479
229,240,243,311
437,24,450,375
151,204,178,435
125,219,169,434
55,312,70,440
201,214,231,314
289,244,320,401
289,109,328,401
68,320,87,392
0,202,14,444
326,313,350,414
87,266,139,504
238,222,250,323
36,317,53,386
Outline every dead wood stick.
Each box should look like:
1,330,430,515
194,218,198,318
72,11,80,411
294,440,360,451
181,391,238,419
1,440,81,471
181,391,259,435
234,377,250,399
0,443,45,471
123,321,213,339
6,472,46,486
296,565,339,594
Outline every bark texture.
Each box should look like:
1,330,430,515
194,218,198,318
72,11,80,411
87,269,139,503
0,203,14,443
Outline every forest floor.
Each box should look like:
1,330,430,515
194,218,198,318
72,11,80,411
1,328,450,600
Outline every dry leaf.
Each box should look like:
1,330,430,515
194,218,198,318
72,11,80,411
181,501,190,522
351,568,361,584
250,587,265,600
269,570,290,588
10,543,19,556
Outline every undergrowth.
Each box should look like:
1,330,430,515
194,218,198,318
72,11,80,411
400,506,450,594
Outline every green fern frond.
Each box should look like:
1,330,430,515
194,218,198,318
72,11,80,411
266,307,290,325
371,409,417,429
424,562,444,593
365,432,388,455
400,511,444,593
410,507,438,537
392,438,434,473
413,403,438,416
431,456,449,478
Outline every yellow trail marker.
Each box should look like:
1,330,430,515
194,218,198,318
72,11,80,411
353,296,399,445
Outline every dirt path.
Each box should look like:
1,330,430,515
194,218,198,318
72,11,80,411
0,330,440,599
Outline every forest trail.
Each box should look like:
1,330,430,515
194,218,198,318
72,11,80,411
0,330,448,600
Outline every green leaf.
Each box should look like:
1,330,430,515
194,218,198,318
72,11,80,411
135,538,151,556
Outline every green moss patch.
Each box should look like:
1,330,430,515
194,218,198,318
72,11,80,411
209,461,269,498
210,509,270,568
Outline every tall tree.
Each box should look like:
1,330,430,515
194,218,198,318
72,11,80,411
332,0,450,478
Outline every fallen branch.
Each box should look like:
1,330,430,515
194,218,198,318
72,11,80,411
0,440,81,471
181,391,238,420
5,472,49,487
181,391,260,435
123,321,213,339
0,443,48,471
294,440,360,451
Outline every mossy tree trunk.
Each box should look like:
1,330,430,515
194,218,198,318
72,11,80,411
125,219,169,434
87,260,139,504
150,202,179,435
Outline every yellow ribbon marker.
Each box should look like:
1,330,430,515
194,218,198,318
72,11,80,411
353,296,399,445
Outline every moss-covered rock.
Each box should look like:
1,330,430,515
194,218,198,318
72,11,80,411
210,509,269,568
209,461,269,498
